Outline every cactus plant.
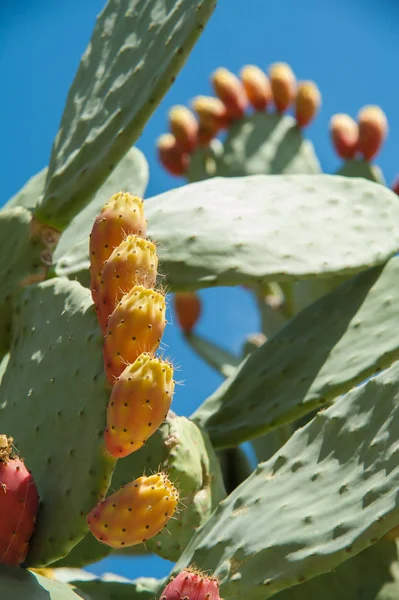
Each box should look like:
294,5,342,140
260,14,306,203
3,1,399,598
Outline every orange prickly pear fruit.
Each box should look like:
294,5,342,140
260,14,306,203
89,193,146,305
191,96,230,132
0,435,40,566
87,472,179,548
104,354,174,458
96,235,158,333
240,65,272,112
173,292,201,334
269,62,296,113
168,105,198,153
160,568,221,600
295,81,321,127
103,285,166,384
211,67,248,120
356,105,388,161
197,124,219,146
157,134,190,177
330,114,359,160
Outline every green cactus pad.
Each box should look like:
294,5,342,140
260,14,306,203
336,159,385,184
185,332,240,377
71,575,164,600
187,140,223,183
146,175,399,291
0,278,115,567
53,147,149,284
50,533,111,569
193,256,399,447
3,167,47,211
34,0,217,231
175,360,399,599
216,113,321,177
273,538,397,600
0,207,48,358
0,565,82,600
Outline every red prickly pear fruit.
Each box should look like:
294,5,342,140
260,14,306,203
392,176,399,196
197,124,219,146
0,435,39,566
295,81,321,128
159,567,221,600
157,134,190,177
168,106,198,153
96,235,158,333
240,65,272,112
269,62,296,113
103,285,166,384
211,68,248,120
104,354,174,458
356,105,388,161
191,96,230,132
329,114,359,160
173,292,201,334
87,472,179,548
89,193,146,304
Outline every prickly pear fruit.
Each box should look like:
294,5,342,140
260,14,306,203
0,435,39,566
157,134,190,177
295,81,321,127
211,67,248,120
240,65,272,112
169,106,198,153
87,472,179,548
198,124,220,146
104,354,174,458
356,105,388,161
89,193,146,304
192,96,229,132
173,292,201,334
160,568,221,600
330,114,358,160
269,62,296,113
103,285,166,384
96,235,159,333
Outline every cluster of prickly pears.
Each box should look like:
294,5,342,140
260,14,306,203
0,435,39,566
330,105,388,161
159,567,222,600
157,62,321,176
87,191,179,548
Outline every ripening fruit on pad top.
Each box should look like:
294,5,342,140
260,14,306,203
87,473,179,548
96,235,159,333
160,568,221,600
269,62,296,113
173,292,201,334
103,285,166,384
0,435,39,566
104,354,175,458
89,192,146,304
211,67,248,120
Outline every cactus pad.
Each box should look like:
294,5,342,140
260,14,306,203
194,256,399,447
336,159,385,184
0,278,115,566
34,0,217,230
175,360,399,599
0,565,82,599
3,167,47,211
146,175,399,290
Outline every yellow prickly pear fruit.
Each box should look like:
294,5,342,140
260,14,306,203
89,193,146,305
157,134,190,177
103,285,166,384
191,96,229,132
173,292,201,334
211,67,248,120
96,235,158,333
330,114,359,160
295,81,321,127
356,105,388,161
87,473,179,548
269,62,296,113
240,65,272,111
168,105,198,153
104,354,174,458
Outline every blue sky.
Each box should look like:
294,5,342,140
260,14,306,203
1,0,399,582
